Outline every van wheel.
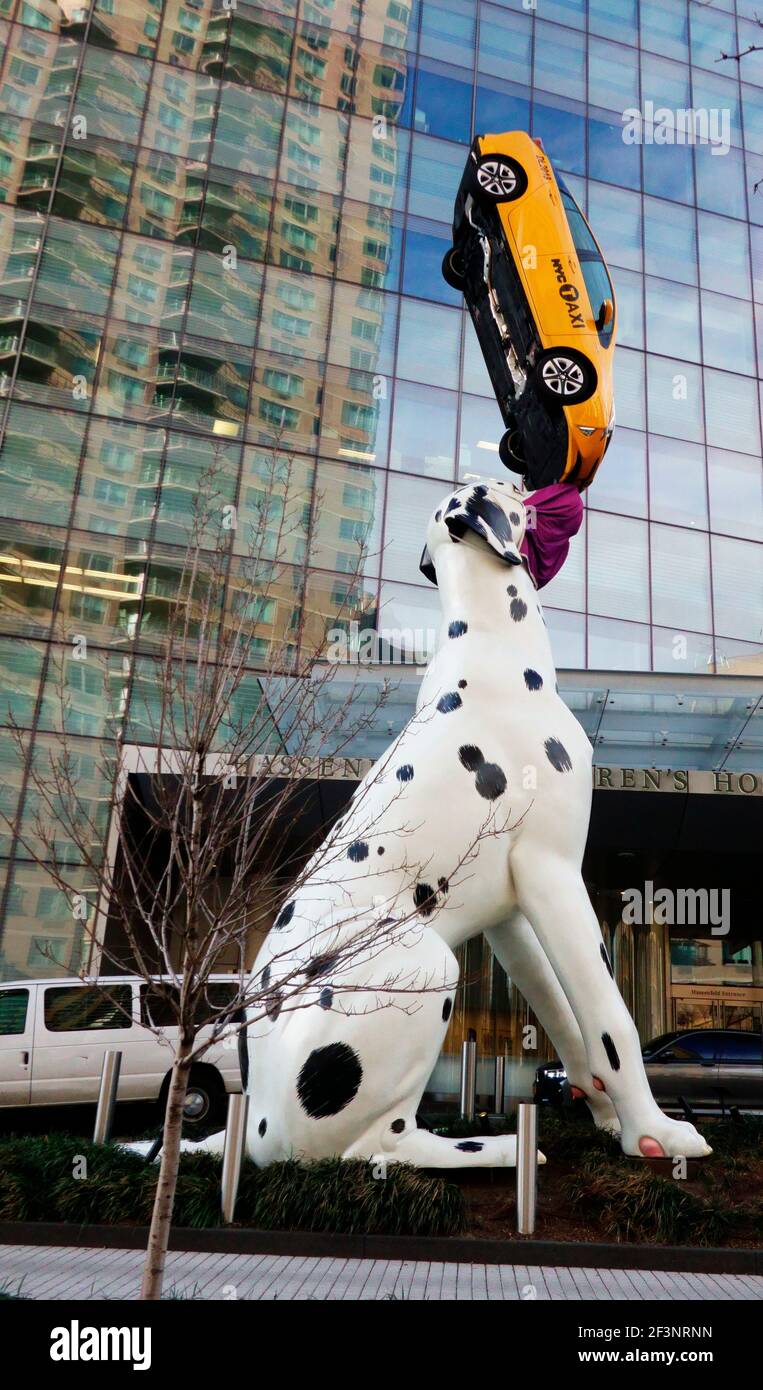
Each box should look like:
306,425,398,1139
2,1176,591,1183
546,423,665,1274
499,427,527,473
441,246,465,291
469,153,528,204
159,1067,226,1132
534,348,597,405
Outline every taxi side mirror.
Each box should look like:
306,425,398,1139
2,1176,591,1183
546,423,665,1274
597,298,614,330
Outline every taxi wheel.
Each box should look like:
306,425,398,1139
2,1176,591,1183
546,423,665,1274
441,246,466,290
469,153,528,204
498,428,527,473
534,348,597,406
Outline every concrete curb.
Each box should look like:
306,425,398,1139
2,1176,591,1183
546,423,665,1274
0,1222,761,1274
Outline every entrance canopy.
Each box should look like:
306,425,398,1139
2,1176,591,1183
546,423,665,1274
272,668,763,774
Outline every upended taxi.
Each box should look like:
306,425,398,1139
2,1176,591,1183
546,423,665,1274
443,130,616,491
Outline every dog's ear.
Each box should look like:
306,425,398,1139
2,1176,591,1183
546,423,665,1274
419,544,437,585
444,485,523,566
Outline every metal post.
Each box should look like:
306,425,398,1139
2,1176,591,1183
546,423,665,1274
459,1037,477,1121
494,1054,506,1115
93,1050,122,1144
221,1092,249,1225
516,1101,537,1235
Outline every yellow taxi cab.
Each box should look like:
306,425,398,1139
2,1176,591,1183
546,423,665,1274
443,130,616,491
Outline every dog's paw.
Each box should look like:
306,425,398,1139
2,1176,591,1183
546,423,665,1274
622,1116,712,1160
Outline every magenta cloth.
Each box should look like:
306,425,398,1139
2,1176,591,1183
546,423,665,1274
520,482,584,589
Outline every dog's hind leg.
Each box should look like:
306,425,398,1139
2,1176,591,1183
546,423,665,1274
511,842,711,1159
485,911,620,1134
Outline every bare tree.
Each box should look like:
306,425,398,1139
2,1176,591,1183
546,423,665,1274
2,447,510,1299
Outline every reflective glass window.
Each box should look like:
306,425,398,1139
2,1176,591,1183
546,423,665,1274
478,5,532,85
413,60,472,144
588,38,639,111
645,277,700,362
403,224,461,306
396,298,460,389
389,379,456,480
698,211,751,299
707,448,763,544
704,369,760,453
588,512,650,623
650,525,712,634
711,536,763,640
535,23,586,104
588,616,650,671
474,81,530,143
701,291,756,376
647,356,704,443
421,0,475,69
589,113,641,190
640,0,689,64
382,472,448,583
587,183,642,272
643,196,697,286
532,101,586,178
589,427,647,519
649,436,708,530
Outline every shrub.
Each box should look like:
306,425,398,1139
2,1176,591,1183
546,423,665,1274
0,1134,465,1237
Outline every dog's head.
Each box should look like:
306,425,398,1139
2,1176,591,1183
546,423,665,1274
419,480,528,586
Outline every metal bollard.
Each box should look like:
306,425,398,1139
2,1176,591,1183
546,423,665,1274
459,1036,477,1121
221,1092,249,1225
516,1100,537,1235
494,1054,506,1115
93,1050,122,1144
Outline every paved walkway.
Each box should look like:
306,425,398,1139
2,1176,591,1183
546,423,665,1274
0,1245,761,1300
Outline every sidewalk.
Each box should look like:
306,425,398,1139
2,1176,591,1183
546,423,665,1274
1,1244,762,1300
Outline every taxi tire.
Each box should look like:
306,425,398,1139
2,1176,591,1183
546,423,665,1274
469,153,528,204
441,246,466,290
498,428,527,473
534,348,597,406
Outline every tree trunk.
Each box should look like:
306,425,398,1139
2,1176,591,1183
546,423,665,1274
140,1041,193,1301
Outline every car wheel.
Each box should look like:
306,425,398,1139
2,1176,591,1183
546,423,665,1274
498,427,527,473
470,153,528,204
441,246,466,291
535,348,597,406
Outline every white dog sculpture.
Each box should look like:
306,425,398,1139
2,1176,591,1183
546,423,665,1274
226,481,711,1168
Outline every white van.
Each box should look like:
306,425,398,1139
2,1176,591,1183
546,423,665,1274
0,976,244,1128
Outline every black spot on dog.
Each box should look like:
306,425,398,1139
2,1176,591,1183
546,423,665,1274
261,964,271,989
304,952,338,980
319,987,333,1010
414,881,437,916
390,1118,406,1134
600,943,614,979
442,997,453,1022
448,619,467,638
438,876,449,895
459,743,483,772
435,509,442,522
510,511,520,525
476,763,507,800
274,900,295,929
377,845,385,855
455,1140,483,1153
544,737,572,772
524,668,543,691
464,489,513,545
258,1117,267,1138
510,597,528,622
507,584,517,596
266,989,283,1021
396,763,414,782
297,1042,363,1119
437,691,462,713
347,840,369,861
445,496,460,514
458,679,467,688
602,1032,621,1072
459,743,506,800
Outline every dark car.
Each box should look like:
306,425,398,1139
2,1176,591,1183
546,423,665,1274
535,1028,763,1116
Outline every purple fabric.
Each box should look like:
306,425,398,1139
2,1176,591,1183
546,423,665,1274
520,482,583,589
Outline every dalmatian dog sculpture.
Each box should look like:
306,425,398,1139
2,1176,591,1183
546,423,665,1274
209,480,712,1168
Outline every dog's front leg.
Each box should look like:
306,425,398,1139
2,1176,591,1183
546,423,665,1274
485,911,620,1134
510,843,711,1159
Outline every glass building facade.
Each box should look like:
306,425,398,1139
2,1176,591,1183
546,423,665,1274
0,0,761,1015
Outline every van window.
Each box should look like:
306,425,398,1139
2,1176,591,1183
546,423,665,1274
44,985,133,1032
0,989,28,1035
142,982,240,1028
